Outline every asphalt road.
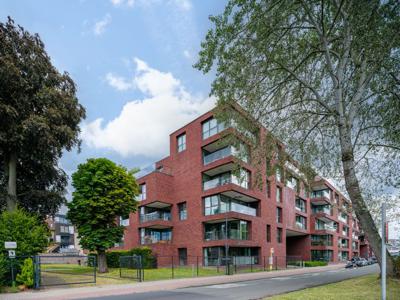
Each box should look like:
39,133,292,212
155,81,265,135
82,264,379,300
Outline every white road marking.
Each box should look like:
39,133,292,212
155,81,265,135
206,283,249,289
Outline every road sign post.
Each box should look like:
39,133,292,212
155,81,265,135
5,242,17,287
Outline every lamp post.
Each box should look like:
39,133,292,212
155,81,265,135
381,202,386,300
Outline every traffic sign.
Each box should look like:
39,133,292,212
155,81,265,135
4,241,17,249
8,250,16,258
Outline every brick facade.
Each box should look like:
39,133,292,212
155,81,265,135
115,109,367,265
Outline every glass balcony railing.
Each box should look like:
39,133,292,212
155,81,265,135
140,211,171,222
311,240,333,246
140,232,172,244
203,174,249,190
296,221,306,230
204,229,248,241
203,146,249,165
311,189,330,199
312,206,332,215
230,202,257,216
203,146,233,165
338,215,348,223
315,223,336,232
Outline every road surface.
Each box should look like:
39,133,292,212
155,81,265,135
83,264,379,300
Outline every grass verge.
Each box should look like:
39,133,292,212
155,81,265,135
265,274,400,300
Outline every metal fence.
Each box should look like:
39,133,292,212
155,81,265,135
3,254,304,289
36,255,97,288
143,255,305,279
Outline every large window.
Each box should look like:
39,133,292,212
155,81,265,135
277,227,283,243
138,184,146,201
204,220,249,241
203,195,257,216
311,234,333,246
276,207,282,223
311,250,333,261
295,215,307,230
266,225,271,243
276,186,282,203
202,117,226,139
177,133,186,152
178,202,187,220
295,198,306,212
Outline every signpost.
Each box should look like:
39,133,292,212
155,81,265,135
269,248,274,271
5,242,17,287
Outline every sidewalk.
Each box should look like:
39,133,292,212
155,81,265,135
1,263,345,300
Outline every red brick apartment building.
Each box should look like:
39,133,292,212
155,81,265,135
115,108,368,266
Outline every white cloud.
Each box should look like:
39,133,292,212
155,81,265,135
171,0,192,11
110,0,135,7
105,73,135,91
93,14,112,36
183,50,191,59
83,58,215,157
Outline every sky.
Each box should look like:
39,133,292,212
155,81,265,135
0,0,225,186
1,0,398,239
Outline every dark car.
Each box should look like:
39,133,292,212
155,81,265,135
345,260,355,268
356,258,368,267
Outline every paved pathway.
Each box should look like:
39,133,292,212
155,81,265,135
1,263,376,300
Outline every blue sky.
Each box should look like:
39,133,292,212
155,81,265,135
1,0,226,179
1,0,399,238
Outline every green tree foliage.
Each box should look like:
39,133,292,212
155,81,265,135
196,0,400,276
67,158,138,273
0,17,86,215
16,258,34,288
0,209,49,256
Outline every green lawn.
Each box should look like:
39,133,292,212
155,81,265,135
38,263,224,287
266,274,400,300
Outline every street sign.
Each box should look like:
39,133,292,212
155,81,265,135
8,250,16,258
4,241,17,249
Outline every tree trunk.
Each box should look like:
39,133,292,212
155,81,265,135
337,119,395,277
98,250,108,273
6,152,17,211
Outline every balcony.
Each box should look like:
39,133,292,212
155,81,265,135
338,215,348,224
203,172,249,191
296,221,306,230
140,211,171,223
311,189,331,205
312,205,332,215
140,228,172,245
204,220,249,241
204,229,248,241
230,202,256,216
311,240,333,246
315,222,337,232
203,145,249,166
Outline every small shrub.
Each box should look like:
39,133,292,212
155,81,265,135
304,260,328,267
0,253,8,286
394,256,400,277
16,258,34,288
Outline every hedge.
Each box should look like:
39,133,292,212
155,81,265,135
90,246,156,269
304,261,328,267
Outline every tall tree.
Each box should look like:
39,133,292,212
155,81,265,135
196,0,400,276
67,158,138,273
0,17,85,213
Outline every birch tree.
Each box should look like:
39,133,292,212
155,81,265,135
196,0,400,276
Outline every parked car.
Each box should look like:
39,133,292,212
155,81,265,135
356,258,368,267
345,260,355,268
369,256,378,264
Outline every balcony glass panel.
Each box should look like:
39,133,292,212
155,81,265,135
311,235,333,246
203,171,249,190
203,146,248,165
315,220,337,232
140,211,171,222
140,228,172,244
312,205,332,215
311,189,330,199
